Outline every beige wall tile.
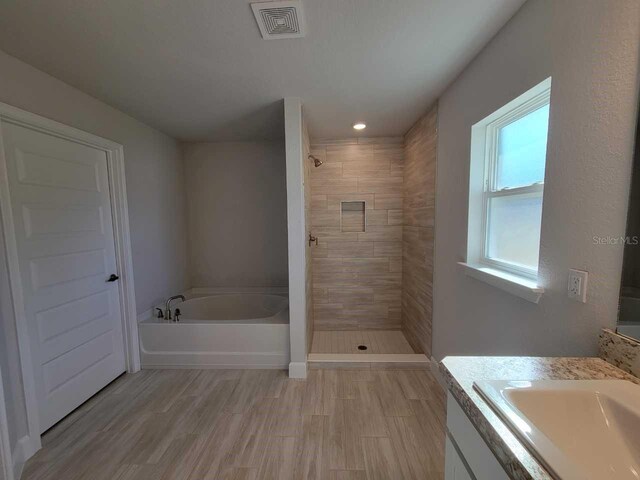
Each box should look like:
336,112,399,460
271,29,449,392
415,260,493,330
343,160,391,178
341,304,389,323
309,147,327,160
389,257,403,273
311,138,359,146
327,242,375,258
358,226,402,242
390,164,404,177
313,258,344,273
310,162,343,179
313,272,360,288
311,194,328,210
389,307,402,323
311,177,358,195
374,195,403,210
311,243,328,258
309,138,406,331
358,177,403,194
314,303,365,330
326,145,374,163
327,288,375,305
366,210,389,226
312,227,359,243
402,104,437,356
374,288,402,307
327,194,375,211
388,210,403,226
313,257,390,275
358,137,403,145
357,272,402,288
374,242,403,257
312,210,341,227
313,287,329,304
341,258,390,274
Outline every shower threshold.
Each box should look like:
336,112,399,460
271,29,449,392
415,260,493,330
308,352,429,369
308,329,429,369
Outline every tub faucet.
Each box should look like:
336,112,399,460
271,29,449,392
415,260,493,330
165,295,185,321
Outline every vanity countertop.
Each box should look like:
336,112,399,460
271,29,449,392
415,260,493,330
439,356,640,480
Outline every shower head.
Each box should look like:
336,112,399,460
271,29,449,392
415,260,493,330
308,154,323,167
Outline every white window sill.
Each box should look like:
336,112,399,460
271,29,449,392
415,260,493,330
458,262,544,304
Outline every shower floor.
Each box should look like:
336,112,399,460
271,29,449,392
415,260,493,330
310,330,416,354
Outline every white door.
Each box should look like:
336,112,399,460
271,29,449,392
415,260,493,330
1,122,126,432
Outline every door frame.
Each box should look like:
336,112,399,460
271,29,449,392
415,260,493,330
0,366,15,480
0,101,140,460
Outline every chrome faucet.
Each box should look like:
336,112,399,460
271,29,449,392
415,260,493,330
165,295,185,321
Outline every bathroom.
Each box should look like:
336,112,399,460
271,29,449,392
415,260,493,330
138,103,436,369
0,1,639,479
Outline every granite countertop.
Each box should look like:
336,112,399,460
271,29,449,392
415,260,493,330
439,356,640,480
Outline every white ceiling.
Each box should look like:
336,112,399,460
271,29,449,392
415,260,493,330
0,0,526,141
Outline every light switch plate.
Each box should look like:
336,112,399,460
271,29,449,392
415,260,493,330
568,269,588,303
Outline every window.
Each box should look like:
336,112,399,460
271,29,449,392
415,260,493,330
464,78,551,299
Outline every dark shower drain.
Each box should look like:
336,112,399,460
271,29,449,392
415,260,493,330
357,345,368,351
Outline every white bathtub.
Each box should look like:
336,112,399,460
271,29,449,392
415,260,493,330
139,294,290,369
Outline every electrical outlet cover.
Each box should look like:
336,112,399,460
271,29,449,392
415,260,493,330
568,269,588,303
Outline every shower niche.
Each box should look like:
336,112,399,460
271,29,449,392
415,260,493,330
341,201,366,232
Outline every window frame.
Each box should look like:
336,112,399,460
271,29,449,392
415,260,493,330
466,77,552,285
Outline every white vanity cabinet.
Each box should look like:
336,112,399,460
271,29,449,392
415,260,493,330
445,393,510,480
445,436,474,480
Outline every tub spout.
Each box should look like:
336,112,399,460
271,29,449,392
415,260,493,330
165,295,185,321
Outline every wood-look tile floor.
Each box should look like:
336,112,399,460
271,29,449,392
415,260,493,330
23,368,445,480
310,330,416,354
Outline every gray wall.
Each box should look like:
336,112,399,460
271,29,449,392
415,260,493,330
183,142,288,288
0,49,190,452
0,50,190,313
433,0,640,359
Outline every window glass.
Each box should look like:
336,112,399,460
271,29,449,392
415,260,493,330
487,194,543,270
495,104,550,190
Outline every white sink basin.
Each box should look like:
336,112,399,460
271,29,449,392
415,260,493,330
474,380,640,480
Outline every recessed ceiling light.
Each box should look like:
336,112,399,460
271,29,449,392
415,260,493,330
353,123,366,130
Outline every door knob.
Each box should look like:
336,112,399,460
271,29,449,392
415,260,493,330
107,274,119,282
308,234,318,247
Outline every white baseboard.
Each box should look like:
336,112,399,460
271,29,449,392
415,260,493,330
142,363,287,370
141,352,289,370
288,361,307,379
12,435,39,480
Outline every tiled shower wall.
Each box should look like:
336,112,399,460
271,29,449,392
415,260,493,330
309,138,404,330
402,104,438,355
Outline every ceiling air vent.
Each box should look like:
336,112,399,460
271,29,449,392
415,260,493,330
251,1,306,40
